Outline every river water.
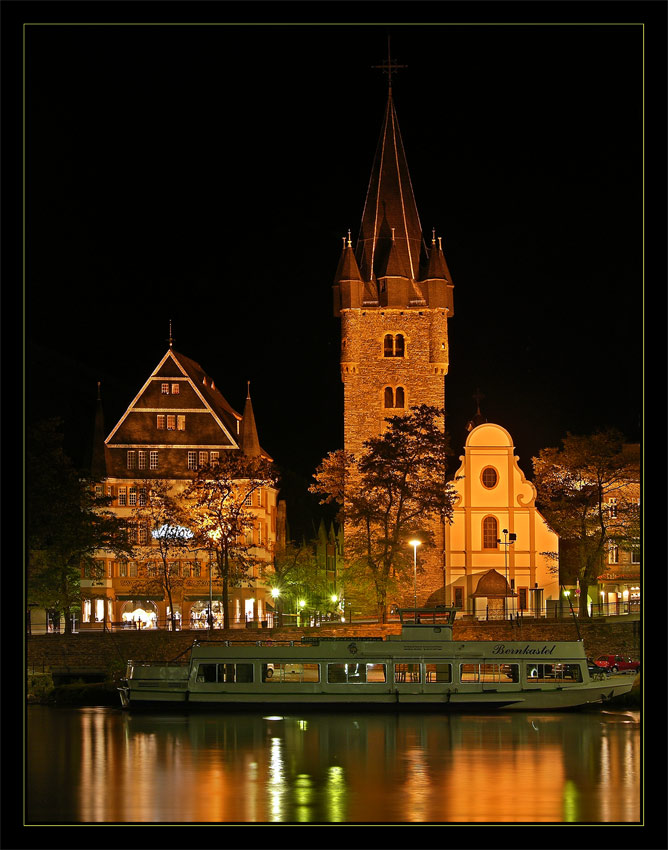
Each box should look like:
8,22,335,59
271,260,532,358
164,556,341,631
26,705,640,824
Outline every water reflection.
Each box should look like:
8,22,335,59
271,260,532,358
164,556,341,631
26,707,640,824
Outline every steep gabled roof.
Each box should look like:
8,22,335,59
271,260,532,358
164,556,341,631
105,348,241,448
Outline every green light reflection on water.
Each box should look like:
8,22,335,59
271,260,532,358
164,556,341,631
327,764,346,822
562,779,580,822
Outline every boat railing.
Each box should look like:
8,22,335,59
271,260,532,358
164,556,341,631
398,607,457,626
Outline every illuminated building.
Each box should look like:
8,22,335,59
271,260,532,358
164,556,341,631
593,443,641,615
80,343,280,630
445,421,560,617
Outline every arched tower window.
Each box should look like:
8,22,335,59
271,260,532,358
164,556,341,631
383,333,405,358
482,516,498,549
384,386,406,409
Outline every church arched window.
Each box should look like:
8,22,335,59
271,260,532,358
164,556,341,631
394,334,405,357
482,516,498,549
384,387,394,408
384,334,394,357
395,386,405,408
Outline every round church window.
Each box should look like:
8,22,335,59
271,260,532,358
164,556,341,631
481,467,498,489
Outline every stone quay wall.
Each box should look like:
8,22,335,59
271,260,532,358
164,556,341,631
27,617,640,680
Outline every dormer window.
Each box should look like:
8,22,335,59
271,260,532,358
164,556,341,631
383,333,405,358
171,383,180,394
161,383,169,394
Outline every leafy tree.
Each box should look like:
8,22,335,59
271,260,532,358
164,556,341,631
129,479,192,631
182,454,278,629
532,429,640,617
27,418,132,633
311,405,456,622
272,539,336,622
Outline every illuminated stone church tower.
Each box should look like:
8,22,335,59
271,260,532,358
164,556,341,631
332,63,455,609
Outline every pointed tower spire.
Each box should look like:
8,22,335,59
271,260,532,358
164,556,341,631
357,66,423,284
240,381,262,457
91,381,107,479
167,320,174,349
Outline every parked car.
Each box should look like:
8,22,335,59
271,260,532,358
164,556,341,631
593,654,640,674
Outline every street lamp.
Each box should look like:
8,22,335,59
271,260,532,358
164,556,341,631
497,529,517,620
208,549,214,631
409,539,422,612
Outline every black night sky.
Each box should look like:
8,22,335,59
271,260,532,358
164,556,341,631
18,8,650,533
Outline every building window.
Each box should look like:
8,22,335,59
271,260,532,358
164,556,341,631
138,524,148,545
167,415,176,430
128,487,137,507
127,451,136,469
118,486,127,506
129,561,137,577
149,451,158,470
138,487,147,506
383,333,405,358
454,586,464,609
83,600,91,623
384,386,406,409
171,383,180,394
199,451,209,467
192,561,201,577
482,516,498,549
210,451,219,466
608,543,619,564
631,544,640,564
188,451,197,470
119,561,128,577
161,383,170,394
481,466,498,489
138,450,147,470
518,587,528,610
157,414,166,430
608,498,618,519
177,415,186,430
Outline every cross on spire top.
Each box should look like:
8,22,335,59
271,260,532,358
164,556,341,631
371,35,407,92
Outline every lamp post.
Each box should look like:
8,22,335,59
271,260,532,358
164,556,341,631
409,539,422,612
271,586,280,628
208,549,214,631
497,529,517,620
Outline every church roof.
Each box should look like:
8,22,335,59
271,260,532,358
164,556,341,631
356,90,424,282
333,240,364,283
423,235,453,284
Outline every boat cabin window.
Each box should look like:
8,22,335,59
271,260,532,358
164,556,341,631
262,663,320,683
327,663,387,684
394,663,421,684
425,663,452,683
459,663,519,683
196,663,254,683
525,663,582,683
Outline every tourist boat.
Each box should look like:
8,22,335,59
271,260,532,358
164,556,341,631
117,608,636,711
